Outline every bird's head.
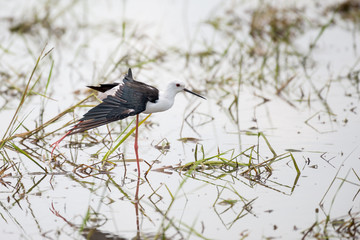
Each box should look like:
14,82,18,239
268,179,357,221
167,81,206,99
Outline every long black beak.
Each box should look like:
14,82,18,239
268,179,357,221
184,88,206,100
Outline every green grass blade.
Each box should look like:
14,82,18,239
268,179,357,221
10,142,47,172
1,46,47,146
102,114,152,161
259,132,277,157
45,59,54,95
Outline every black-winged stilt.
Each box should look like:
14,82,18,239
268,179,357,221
51,68,206,174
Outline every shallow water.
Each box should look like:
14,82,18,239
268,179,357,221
0,0,359,239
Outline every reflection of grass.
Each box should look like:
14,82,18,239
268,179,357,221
302,210,360,239
178,132,300,194
301,149,360,239
144,132,301,238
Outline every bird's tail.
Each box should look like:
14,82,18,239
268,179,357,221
67,118,114,135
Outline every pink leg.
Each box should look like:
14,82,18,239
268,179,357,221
50,121,83,157
134,114,140,176
50,130,71,157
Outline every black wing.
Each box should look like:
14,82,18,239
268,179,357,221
87,83,119,93
69,68,159,135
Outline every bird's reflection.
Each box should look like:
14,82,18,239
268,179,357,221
134,175,141,240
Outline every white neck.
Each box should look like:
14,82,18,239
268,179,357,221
143,90,177,114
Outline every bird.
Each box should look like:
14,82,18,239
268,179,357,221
51,68,206,175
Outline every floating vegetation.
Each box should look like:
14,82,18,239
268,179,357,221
302,209,360,239
178,132,300,196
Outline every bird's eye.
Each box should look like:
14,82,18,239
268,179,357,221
176,83,180,87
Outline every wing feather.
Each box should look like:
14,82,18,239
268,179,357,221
87,83,119,93
68,68,159,134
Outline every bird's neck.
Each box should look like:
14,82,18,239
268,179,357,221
143,90,176,114
163,86,178,99
159,89,176,107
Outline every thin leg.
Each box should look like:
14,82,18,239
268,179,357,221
50,130,72,157
134,114,140,176
50,121,83,157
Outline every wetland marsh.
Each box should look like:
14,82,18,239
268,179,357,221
0,0,360,239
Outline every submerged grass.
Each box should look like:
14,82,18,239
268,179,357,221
142,131,301,238
178,132,300,185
